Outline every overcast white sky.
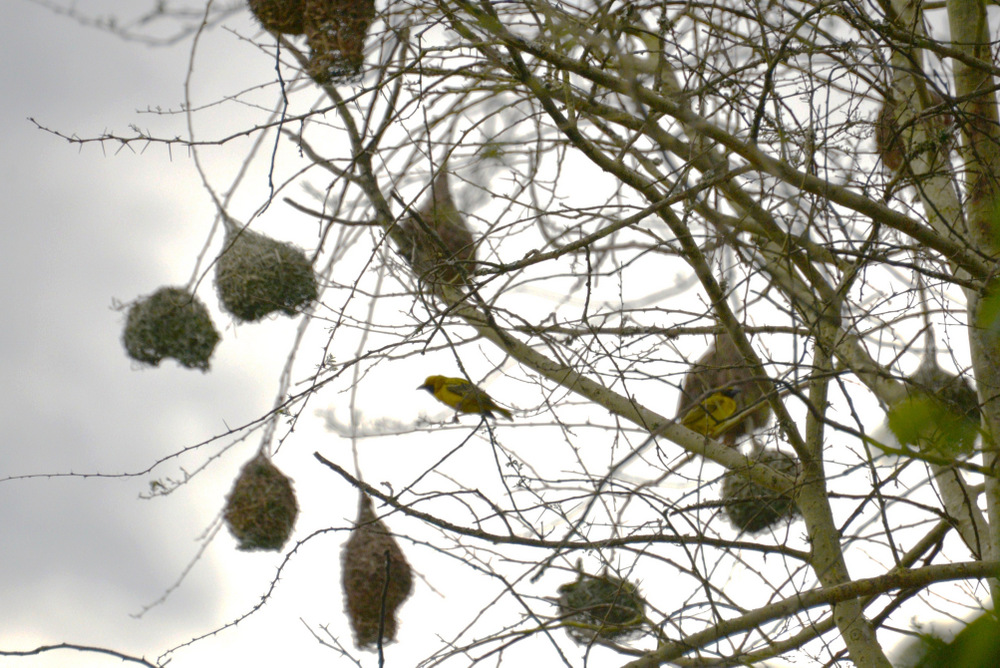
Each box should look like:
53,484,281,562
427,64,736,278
0,2,399,666
1,3,593,667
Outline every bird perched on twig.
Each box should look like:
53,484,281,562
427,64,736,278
676,331,772,445
418,375,513,421
680,388,741,438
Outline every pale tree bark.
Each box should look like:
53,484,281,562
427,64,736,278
948,0,1000,603
882,0,995,570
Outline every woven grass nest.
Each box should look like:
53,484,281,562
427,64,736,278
342,493,413,649
395,170,478,295
556,570,645,644
215,226,317,322
305,0,377,83
677,330,772,445
248,0,306,35
224,454,298,551
721,444,800,535
887,360,981,457
122,286,220,371
875,89,953,174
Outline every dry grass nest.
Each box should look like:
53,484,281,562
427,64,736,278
248,0,307,35
394,170,478,295
342,493,413,649
215,227,318,322
305,0,377,84
122,286,220,371
875,90,954,174
677,331,772,445
556,571,645,644
721,444,800,535
224,454,298,551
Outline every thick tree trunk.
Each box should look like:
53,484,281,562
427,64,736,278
947,0,1000,604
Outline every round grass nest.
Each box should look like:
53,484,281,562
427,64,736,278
122,286,220,371
215,227,317,322
677,331,772,445
395,170,478,295
248,0,306,35
875,90,953,174
342,493,413,649
721,445,800,535
305,0,377,84
556,571,645,644
224,454,298,552
887,362,981,457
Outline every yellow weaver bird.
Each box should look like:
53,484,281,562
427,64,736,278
418,375,513,420
680,388,741,438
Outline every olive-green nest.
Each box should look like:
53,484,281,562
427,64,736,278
342,494,413,649
305,0,377,84
721,445,800,535
395,170,478,294
677,331,772,445
248,0,306,35
122,286,220,371
556,572,645,644
215,227,317,322
887,362,981,457
224,454,298,551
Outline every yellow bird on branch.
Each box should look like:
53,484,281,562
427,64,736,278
418,375,513,421
680,388,741,438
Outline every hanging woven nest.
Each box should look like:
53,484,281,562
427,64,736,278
875,97,905,173
248,0,307,35
875,88,953,174
342,493,413,649
304,0,377,84
721,443,800,535
676,330,772,445
215,225,318,322
556,568,645,644
395,170,478,295
887,359,980,457
122,286,220,371
224,454,299,551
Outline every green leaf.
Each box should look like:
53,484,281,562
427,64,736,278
887,394,978,457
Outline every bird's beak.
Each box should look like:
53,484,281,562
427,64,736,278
417,383,430,392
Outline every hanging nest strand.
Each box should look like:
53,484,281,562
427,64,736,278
224,453,299,551
910,362,980,423
556,568,646,645
721,443,800,535
394,169,478,298
248,0,307,35
342,493,413,649
304,0,377,84
122,286,220,371
887,358,981,457
875,87,954,174
215,224,318,322
676,330,772,445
